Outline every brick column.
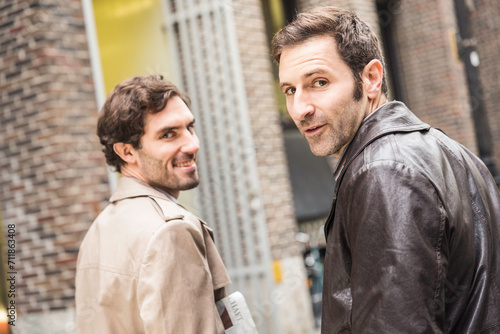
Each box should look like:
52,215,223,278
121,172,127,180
0,0,109,325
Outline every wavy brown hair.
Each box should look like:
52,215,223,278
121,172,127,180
97,75,190,172
272,6,387,100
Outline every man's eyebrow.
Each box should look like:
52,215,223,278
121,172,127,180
155,126,178,135
280,68,329,89
280,82,291,89
154,119,195,135
303,68,328,78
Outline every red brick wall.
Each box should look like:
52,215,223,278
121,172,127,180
0,0,109,314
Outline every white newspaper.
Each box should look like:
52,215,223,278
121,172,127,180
216,291,259,334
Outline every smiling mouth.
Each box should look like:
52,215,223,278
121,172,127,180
173,159,196,168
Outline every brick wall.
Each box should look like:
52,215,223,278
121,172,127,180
469,0,500,170
231,0,301,260
0,0,109,316
386,0,478,151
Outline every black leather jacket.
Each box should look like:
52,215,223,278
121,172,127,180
321,102,500,333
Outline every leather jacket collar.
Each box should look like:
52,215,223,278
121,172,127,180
325,101,431,238
334,101,430,186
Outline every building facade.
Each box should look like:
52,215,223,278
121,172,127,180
0,0,499,333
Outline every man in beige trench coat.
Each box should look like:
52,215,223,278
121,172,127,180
75,75,231,333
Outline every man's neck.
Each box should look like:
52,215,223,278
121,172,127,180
366,94,388,118
333,95,389,160
120,165,147,184
121,167,180,199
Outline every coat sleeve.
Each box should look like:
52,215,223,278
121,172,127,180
137,219,223,334
341,161,447,333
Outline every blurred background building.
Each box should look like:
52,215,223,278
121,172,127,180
0,0,499,333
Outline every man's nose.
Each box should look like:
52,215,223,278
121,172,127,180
181,130,200,154
289,89,314,122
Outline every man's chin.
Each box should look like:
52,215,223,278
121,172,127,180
308,138,346,157
179,178,200,191
309,143,332,157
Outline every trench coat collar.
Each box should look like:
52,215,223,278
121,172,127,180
108,177,214,233
110,176,173,203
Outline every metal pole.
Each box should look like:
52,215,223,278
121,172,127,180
81,0,119,193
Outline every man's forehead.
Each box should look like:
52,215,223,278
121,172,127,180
279,56,336,84
144,97,194,131
278,37,346,82
280,37,337,65
280,35,336,58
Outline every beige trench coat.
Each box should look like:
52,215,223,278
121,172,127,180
75,177,231,333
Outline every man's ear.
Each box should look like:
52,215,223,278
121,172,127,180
113,142,137,165
362,59,384,100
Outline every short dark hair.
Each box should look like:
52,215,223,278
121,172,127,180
272,6,388,99
97,75,190,172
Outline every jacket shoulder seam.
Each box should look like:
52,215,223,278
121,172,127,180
428,131,466,170
77,264,137,278
147,196,185,222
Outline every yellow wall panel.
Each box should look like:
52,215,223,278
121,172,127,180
93,0,174,94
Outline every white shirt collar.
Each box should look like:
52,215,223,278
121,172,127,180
154,187,180,204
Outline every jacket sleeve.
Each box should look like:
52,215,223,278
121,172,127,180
137,219,223,334
341,161,447,333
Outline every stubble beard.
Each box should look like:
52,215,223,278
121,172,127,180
308,125,348,157
174,169,200,191
306,99,363,157
139,150,200,194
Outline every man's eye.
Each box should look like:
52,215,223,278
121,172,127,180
188,124,195,133
285,87,296,95
162,132,174,139
313,80,327,87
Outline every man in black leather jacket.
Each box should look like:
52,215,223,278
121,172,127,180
272,6,500,333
